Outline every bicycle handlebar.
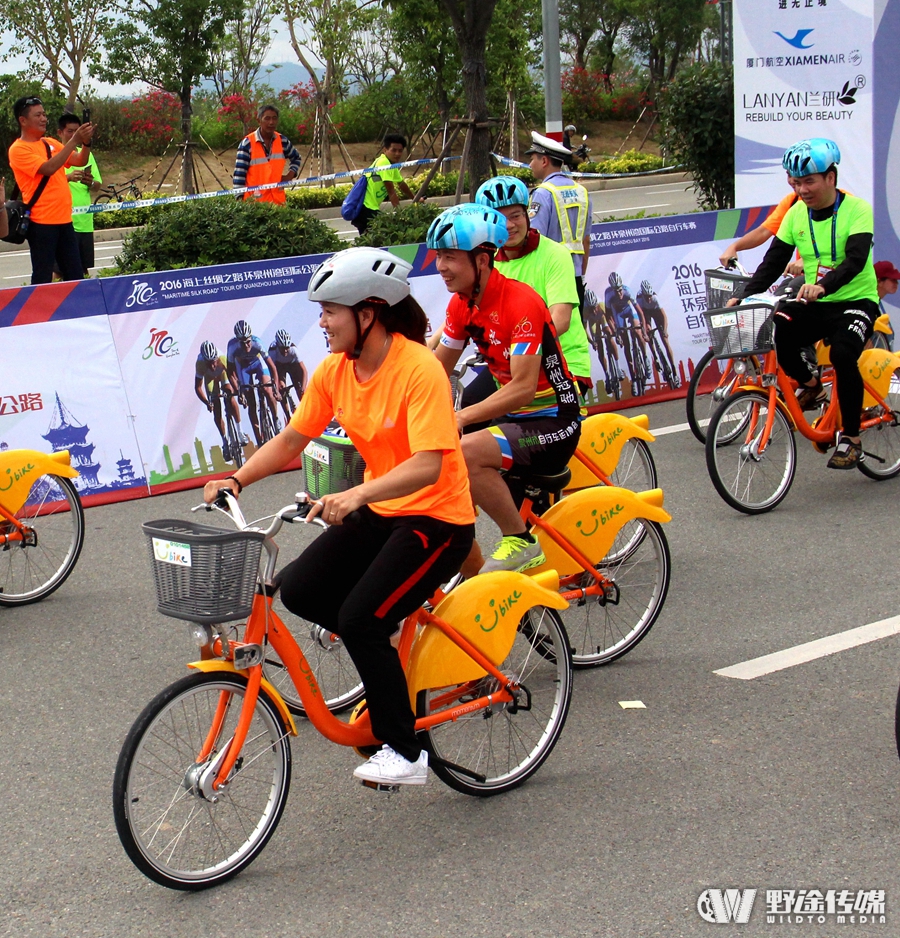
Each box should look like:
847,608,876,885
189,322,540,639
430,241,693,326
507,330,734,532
191,490,363,539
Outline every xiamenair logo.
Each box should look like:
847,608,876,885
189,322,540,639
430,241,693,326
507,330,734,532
697,888,757,924
126,279,159,309
775,29,814,49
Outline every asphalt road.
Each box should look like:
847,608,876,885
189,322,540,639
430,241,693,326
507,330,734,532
2,396,899,938
0,178,701,286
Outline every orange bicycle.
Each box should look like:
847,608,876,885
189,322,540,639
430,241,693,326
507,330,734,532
113,491,573,889
704,302,900,513
0,448,83,605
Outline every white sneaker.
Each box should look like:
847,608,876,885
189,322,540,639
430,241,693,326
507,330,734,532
353,746,428,786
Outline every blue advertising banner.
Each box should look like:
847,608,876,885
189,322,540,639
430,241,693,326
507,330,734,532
0,205,773,507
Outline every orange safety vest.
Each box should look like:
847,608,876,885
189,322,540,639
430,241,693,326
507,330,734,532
244,133,286,204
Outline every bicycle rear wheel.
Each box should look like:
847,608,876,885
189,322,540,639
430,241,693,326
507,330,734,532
561,519,669,667
226,412,245,468
705,390,796,514
417,605,572,796
257,390,278,443
263,603,365,715
0,474,84,605
113,671,291,890
606,438,658,492
858,369,900,480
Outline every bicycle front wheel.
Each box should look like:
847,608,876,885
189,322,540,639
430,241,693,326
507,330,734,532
113,671,292,890
561,519,670,667
0,474,84,605
417,605,572,796
858,369,900,480
706,390,797,514
686,351,760,443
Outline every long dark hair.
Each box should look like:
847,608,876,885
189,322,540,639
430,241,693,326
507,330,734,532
353,295,428,346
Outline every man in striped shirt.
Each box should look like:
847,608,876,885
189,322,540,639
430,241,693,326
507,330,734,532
233,105,302,205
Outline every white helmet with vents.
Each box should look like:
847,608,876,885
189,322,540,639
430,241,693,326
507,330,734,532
308,247,412,307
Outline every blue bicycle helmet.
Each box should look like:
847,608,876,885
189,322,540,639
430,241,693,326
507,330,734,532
782,138,841,177
200,340,218,361
474,176,530,210
234,319,253,339
426,204,509,252
274,328,292,348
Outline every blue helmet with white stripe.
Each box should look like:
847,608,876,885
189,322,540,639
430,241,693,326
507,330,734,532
782,138,841,177
426,204,509,252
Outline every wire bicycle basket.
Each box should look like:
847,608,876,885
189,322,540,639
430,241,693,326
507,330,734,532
704,303,776,359
142,519,266,623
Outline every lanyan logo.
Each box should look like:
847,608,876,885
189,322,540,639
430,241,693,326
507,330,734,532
697,888,757,924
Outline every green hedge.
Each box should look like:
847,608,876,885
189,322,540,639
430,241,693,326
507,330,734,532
578,150,666,175
112,199,341,274
353,202,443,248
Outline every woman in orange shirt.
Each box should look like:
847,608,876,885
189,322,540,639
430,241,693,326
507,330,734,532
204,247,475,788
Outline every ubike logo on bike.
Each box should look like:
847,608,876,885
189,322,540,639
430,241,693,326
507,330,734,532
142,328,180,360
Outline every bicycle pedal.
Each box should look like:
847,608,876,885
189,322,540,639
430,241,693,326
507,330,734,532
360,780,401,793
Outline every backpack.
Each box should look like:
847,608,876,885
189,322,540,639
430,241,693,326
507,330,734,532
2,141,53,244
340,169,378,221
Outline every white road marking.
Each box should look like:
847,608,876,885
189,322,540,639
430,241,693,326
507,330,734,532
596,202,670,216
715,615,900,680
652,419,709,436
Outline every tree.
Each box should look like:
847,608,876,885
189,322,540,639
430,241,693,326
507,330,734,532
2,0,115,107
486,0,541,157
209,0,275,100
283,0,371,176
386,0,461,128
559,0,628,89
438,0,499,192
658,59,733,209
624,0,707,96
93,0,242,193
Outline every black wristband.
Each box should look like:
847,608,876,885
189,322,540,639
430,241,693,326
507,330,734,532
225,475,243,494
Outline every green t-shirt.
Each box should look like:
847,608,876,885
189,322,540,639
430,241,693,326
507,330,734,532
778,191,878,304
497,235,593,379
363,153,402,210
68,148,101,233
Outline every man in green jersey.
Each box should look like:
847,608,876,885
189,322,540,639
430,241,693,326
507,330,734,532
734,138,879,470
475,175,593,395
352,134,419,235
58,113,102,276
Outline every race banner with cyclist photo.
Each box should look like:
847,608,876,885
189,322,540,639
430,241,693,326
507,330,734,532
0,311,145,503
0,204,776,505
101,257,335,494
582,207,771,411
732,0,874,207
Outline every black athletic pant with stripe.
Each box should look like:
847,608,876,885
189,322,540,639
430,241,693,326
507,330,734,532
279,506,475,762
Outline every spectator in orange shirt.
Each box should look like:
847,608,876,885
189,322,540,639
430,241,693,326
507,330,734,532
8,95,95,284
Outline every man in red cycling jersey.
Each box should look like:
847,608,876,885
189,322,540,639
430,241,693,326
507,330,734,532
429,204,582,574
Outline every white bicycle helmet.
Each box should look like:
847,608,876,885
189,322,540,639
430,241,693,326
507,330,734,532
308,247,412,307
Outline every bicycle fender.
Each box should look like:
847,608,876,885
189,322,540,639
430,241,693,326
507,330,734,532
187,660,298,736
0,449,79,515
859,348,900,408
406,571,567,702
567,413,655,488
528,486,670,578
